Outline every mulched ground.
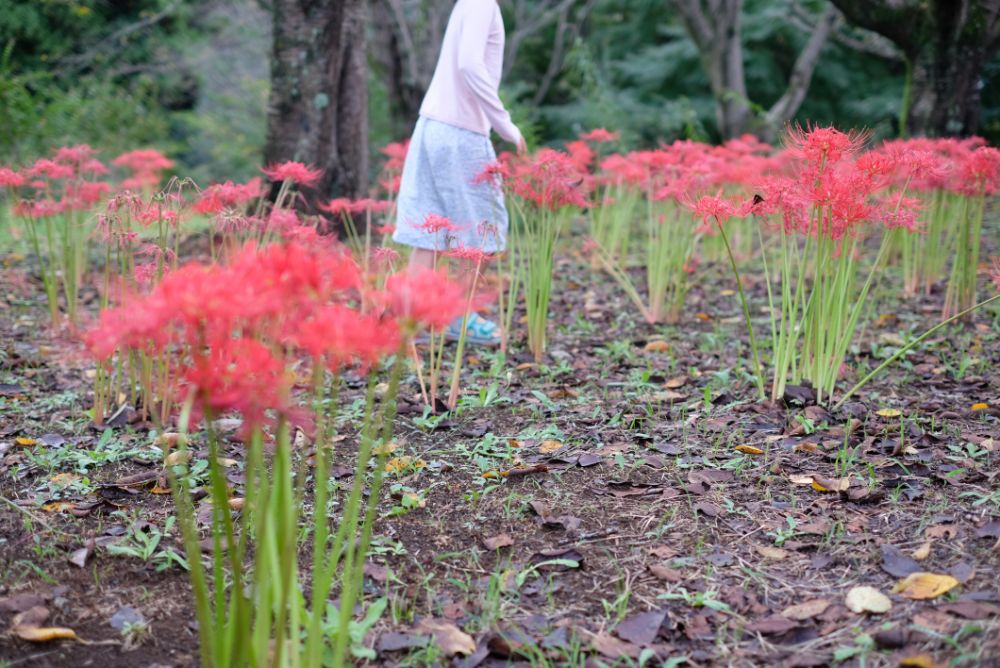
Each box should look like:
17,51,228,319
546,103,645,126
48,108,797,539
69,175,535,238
1,232,999,667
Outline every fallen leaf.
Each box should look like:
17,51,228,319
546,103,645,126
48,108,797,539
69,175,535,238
12,625,79,642
15,437,38,447
845,586,892,614
893,572,959,600
588,631,641,659
649,564,683,582
735,444,764,455
164,450,192,466
664,376,687,389
68,540,95,569
483,534,514,550
899,655,936,668
652,390,687,403
970,403,989,411
755,545,788,560
789,474,815,485
811,475,850,493
373,442,398,456
881,545,922,578
936,601,1000,619
643,340,670,353
227,498,245,511
615,608,667,645
912,542,932,561
412,619,475,656
154,432,187,450
782,598,831,621
876,408,902,418
539,440,564,454
746,615,799,635
925,524,959,540
42,502,76,513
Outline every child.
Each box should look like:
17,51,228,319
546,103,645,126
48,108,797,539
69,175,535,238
392,0,526,345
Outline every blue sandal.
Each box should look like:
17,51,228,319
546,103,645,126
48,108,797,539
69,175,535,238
447,313,501,346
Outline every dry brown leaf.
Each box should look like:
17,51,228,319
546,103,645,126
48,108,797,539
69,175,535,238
643,340,670,353
413,619,475,656
912,542,932,561
41,502,75,513
789,474,815,485
12,625,79,642
164,450,192,466
755,545,788,560
845,586,892,614
664,376,687,389
652,390,687,403
781,598,830,621
483,534,514,550
154,432,187,450
893,572,959,600
735,445,764,455
227,498,245,511
811,475,850,492
539,440,564,454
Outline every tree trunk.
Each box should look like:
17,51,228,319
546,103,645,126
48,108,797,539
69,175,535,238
264,0,369,201
830,0,1000,137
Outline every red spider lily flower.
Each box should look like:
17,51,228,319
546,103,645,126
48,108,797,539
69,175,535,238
375,223,396,235
291,304,401,370
13,199,65,218
184,335,294,428
565,140,595,172
383,268,466,332
417,213,459,234
193,178,263,214
580,128,620,143
784,125,869,167
474,160,511,185
261,161,323,188
282,224,321,244
80,159,110,176
113,149,174,173
380,140,410,171
65,181,112,209
318,198,355,216
267,208,300,231
0,167,26,188
27,159,75,180
686,193,736,227
350,198,393,215
508,148,589,210
445,245,492,265
373,246,400,265
53,145,96,165
960,146,1000,196
135,205,180,228
379,174,402,194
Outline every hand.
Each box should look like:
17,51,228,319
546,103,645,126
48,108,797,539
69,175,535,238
516,134,528,156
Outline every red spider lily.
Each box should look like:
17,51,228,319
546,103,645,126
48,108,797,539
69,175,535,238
185,335,294,427
784,124,870,167
291,304,401,370
319,198,354,216
80,159,110,176
0,167,25,188
375,223,396,235
349,198,393,215
27,159,75,180
373,246,400,265
565,140,595,172
380,174,402,194
507,148,589,210
686,193,737,227
445,245,493,265
193,178,263,214
417,213,459,234
136,203,180,228
53,145,96,164
267,208,300,232
282,224,321,244
13,199,65,218
960,146,1000,196
65,181,112,209
580,128,620,143
262,161,323,188
380,140,410,172
474,160,511,185
113,149,174,173
383,268,466,332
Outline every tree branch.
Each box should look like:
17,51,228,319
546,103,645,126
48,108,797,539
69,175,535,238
671,0,715,50
530,0,597,106
764,4,838,130
789,2,903,60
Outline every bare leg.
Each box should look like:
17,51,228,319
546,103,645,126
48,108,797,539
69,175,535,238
408,248,435,272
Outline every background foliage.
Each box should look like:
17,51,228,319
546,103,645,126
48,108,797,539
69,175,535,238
1,0,997,182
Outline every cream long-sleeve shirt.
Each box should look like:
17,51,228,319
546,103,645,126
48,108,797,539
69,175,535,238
419,0,521,144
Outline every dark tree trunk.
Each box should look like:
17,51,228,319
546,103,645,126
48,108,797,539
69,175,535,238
830,0,1000,137
264,0,369,201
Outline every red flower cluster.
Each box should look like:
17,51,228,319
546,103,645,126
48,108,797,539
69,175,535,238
85,241,465,426
193,178,263,215
262,161,323,188
504,148,589,210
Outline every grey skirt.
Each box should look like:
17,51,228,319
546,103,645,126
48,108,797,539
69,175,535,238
393,116,508,253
